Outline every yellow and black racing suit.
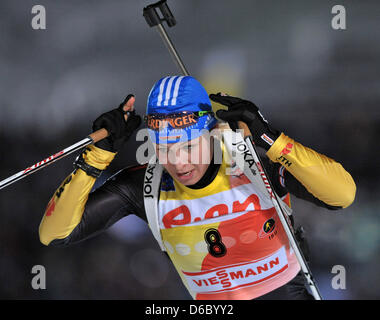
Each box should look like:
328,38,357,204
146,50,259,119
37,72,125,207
38,133,356,299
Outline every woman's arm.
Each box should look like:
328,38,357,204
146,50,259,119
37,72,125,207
39,144,147,246
266,133,356,209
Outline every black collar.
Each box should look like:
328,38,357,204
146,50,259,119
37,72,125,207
187,142,222,189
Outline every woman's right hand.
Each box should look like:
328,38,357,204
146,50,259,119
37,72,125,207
92,94,142,152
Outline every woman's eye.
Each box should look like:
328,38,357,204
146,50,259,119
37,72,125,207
182,145,193,151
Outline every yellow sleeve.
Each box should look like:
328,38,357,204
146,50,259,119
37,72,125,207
266,133,356,208
39,145,116,246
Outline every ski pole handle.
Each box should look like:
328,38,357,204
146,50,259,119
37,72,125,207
237,121,252,138
88,128,109,144
227,121,252,138
88,96,135,143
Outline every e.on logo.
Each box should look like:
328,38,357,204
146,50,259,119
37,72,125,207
162,193,261,228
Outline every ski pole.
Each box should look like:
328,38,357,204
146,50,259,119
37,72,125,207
143,0,323,300
236,122,323,300
143,0,189,76
0,130,106,191
0,98,135,191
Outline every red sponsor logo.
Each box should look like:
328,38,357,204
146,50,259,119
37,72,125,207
256,162,274,199
162,193,261,228
261,134,274,146
189,260,282,289
182,247,288,293
280,143,293,155
158,135,182,141
23,151,64,174
45,198,55,217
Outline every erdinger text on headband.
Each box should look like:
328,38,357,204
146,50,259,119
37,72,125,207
144,111,214,131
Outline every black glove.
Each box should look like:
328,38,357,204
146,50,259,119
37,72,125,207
209,93,280,150
92,94,142,152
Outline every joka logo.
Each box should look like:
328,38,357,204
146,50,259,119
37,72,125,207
263,219,275,234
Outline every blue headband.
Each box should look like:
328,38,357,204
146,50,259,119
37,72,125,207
146,76,217,144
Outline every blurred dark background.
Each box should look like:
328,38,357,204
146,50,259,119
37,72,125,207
0,0,379,299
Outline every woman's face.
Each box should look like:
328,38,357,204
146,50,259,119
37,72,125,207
155,135,213,186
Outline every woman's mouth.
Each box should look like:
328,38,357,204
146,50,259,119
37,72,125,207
176,169,194,182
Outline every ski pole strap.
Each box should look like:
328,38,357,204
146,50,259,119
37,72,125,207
73,151,103,178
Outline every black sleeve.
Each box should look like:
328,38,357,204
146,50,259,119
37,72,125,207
49,164,148,246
